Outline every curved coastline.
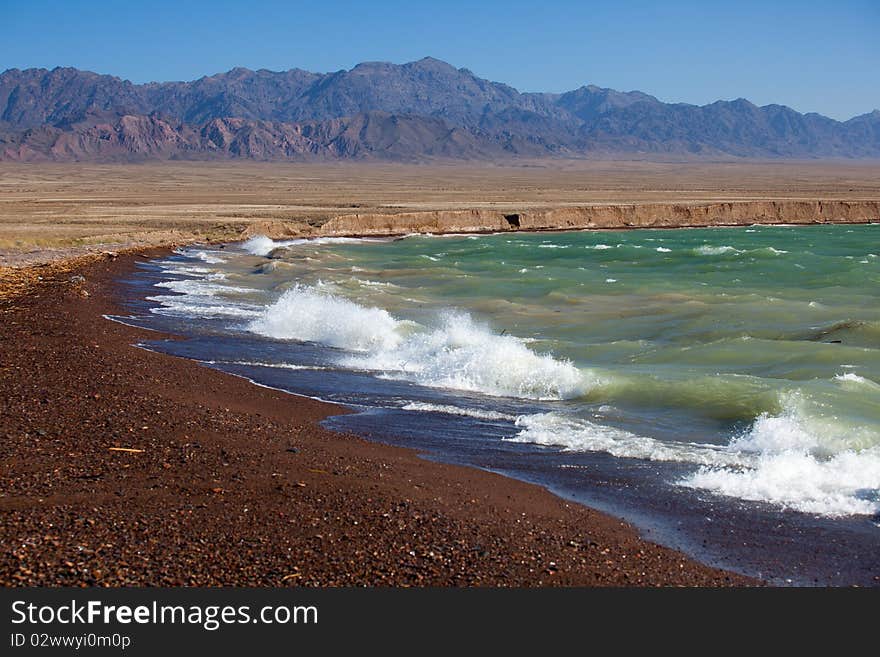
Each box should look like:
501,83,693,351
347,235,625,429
4,209,879,586
0,250,756,586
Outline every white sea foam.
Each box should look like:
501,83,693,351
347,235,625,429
147,297,261,318
683,450,880,517
248,285,403,351
507,413,744,466
179,248,226,264
202,359,329,371
346,312,589,400
401,401,517,422
682,395,880,516
241,235,384,257
833,372,879,389
656,247,671,253
694,245,739,256
154,279,254,296
731,395,878,456
590,244,612,250
249,286,588,400
156,263,213,276
147,269,260,318
241,235,298,256
510,395,880,517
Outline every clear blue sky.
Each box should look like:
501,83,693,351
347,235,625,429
2,0,878,120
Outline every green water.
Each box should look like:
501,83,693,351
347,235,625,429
161,224,880,516
268,225,879,424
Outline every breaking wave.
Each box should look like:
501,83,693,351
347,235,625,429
681,395,880,516
248,285,589,400
401,401,517,422
508,393,880,517
241,235,302,256
692,245,788,257
507,412,745,466
248,285,402,351
240,234,387,257
178,248,226,264
694,245,740,256
153,229,880,518
147,266,260,319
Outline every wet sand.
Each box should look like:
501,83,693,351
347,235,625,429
0,251,754,586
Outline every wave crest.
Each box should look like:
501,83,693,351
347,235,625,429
682,395,880,516
508,413,744,465
248,285,403,351
249,286,587,400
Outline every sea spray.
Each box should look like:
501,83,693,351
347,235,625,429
248,285,588,400
248,284,403,351
401,401,517,422
344,311,590,400
240,235,388,257
682,449,880,517
242,235,288,256
506,412,746,466
681,394,880,516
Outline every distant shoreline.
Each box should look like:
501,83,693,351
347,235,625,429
2,199,877,271
286,199,880,239
3,160,879,268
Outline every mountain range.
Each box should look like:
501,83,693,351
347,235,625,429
2,57,878,161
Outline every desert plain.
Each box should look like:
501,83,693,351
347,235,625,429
2,158,880,266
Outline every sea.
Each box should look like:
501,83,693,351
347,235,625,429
113,224,880,585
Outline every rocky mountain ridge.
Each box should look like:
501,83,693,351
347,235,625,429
2,58,878,161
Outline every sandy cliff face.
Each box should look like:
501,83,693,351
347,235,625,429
309,201,880,237
318,209,513,235
517,200,880,230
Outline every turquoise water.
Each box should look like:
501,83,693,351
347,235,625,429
146,225,880,518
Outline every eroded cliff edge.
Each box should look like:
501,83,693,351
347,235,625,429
242,200,880,239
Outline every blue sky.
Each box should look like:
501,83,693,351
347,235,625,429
2,0,878,120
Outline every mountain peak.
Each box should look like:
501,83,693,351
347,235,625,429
402,57,461,75
351,60,396,71
411,56,454,66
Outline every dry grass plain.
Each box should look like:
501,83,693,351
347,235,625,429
2,158,880,266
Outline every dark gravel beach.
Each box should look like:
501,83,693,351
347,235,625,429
0,252,754,586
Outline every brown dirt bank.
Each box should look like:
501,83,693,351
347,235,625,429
3,160,880,265
0,252,755,586
312,200,880,237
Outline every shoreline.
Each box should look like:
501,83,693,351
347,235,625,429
3,199,877,272
307,200,880,239
0,249,756,586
